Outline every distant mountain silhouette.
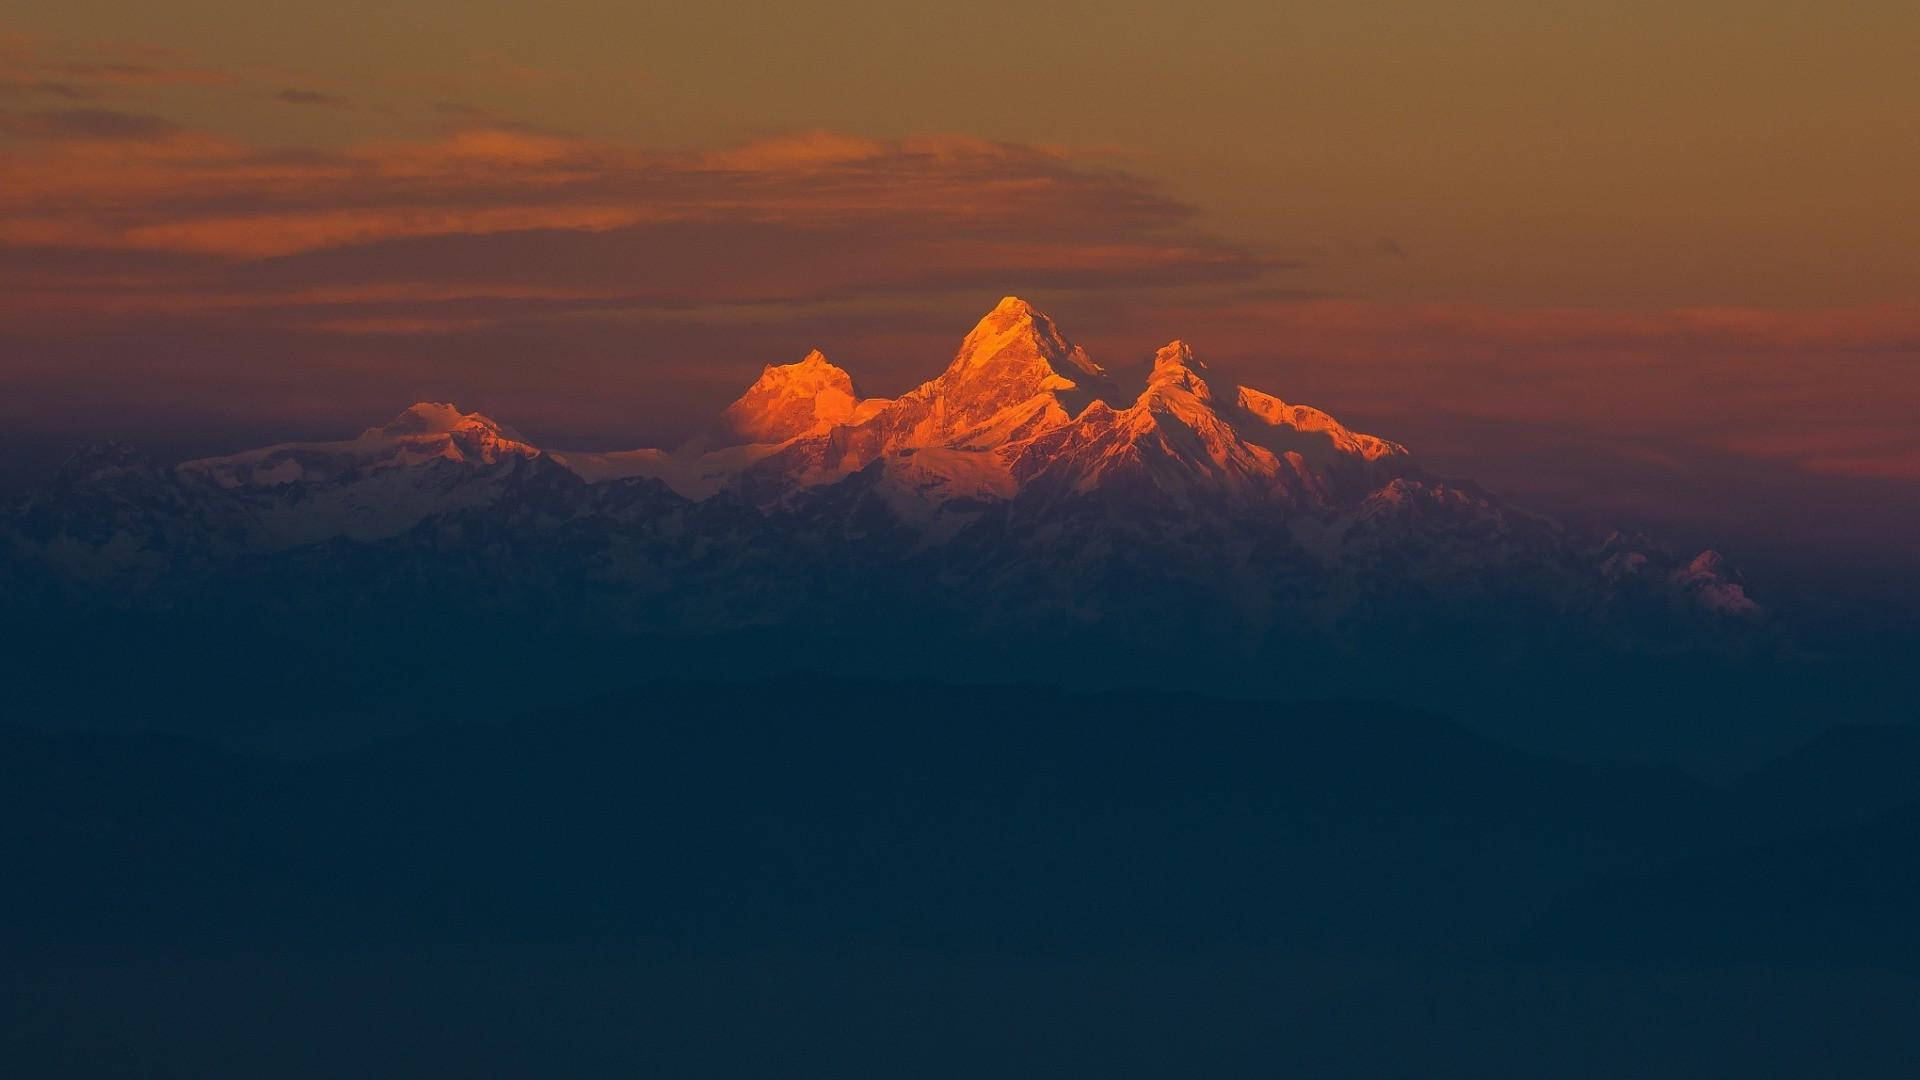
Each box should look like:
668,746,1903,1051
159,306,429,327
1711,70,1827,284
5,682,1919,1078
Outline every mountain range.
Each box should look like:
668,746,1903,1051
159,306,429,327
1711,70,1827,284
7,307,1910,1079
2,297,1759,657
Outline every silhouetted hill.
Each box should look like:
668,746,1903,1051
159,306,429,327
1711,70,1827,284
5,681,1919,1077
1532,799,1920,971
0,682,1712,950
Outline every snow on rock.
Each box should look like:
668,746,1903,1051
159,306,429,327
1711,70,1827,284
3,298,1772,645
892,295,1116,448
164,403,546,548
552,442,793,500
1671,549,1763,616
557,297,1414,511
718,349,868,444
179,403,539,489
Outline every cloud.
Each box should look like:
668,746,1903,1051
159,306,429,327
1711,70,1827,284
0,107,175,140
0,36,233,98
0,80,92,100
45,61,233,87
0,124,1264,306
1798,450,1920,480
1715,427,1920,481
274,88,350,108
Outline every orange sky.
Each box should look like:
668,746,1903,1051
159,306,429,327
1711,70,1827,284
1,8,1916,561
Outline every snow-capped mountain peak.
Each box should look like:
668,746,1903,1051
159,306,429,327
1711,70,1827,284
947,296,1105,381
369,401,512,439
717,349,879,445
1144,340,1215,400
860,296,1116,453
179,402,538,490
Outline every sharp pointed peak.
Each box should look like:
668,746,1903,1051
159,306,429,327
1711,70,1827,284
953,295,1107,380
963,296,1071,343
748,349,856,390
965,295,1052,336
1153,340,1206,371
1145,340,1214,400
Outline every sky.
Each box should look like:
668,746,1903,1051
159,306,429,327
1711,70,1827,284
2,3,1917,568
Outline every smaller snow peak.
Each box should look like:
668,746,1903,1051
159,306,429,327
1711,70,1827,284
179,402,538,491
381,402,467,436
1147,340,1212,399
1671,549,1762,617
372,403,525,443
1152,340,1209,375
720,349,863,444
1155,340,1198,365
747,349,856,394
1687,549,1728,576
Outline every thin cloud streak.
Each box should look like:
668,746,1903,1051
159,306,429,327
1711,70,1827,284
0,107,176,140
0,35,235,96
0,124,1267,307
273,88,351,108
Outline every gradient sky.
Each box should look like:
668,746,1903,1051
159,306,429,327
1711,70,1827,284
2,4,1917,568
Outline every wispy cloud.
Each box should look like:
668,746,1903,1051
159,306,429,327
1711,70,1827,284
273,88,350,108
0,124,1266,309
0,80,93,100
0,35,234,97
0,107,175,140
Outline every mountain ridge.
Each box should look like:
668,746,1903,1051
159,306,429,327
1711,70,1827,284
2,297,1762,663
554,297,1420,512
